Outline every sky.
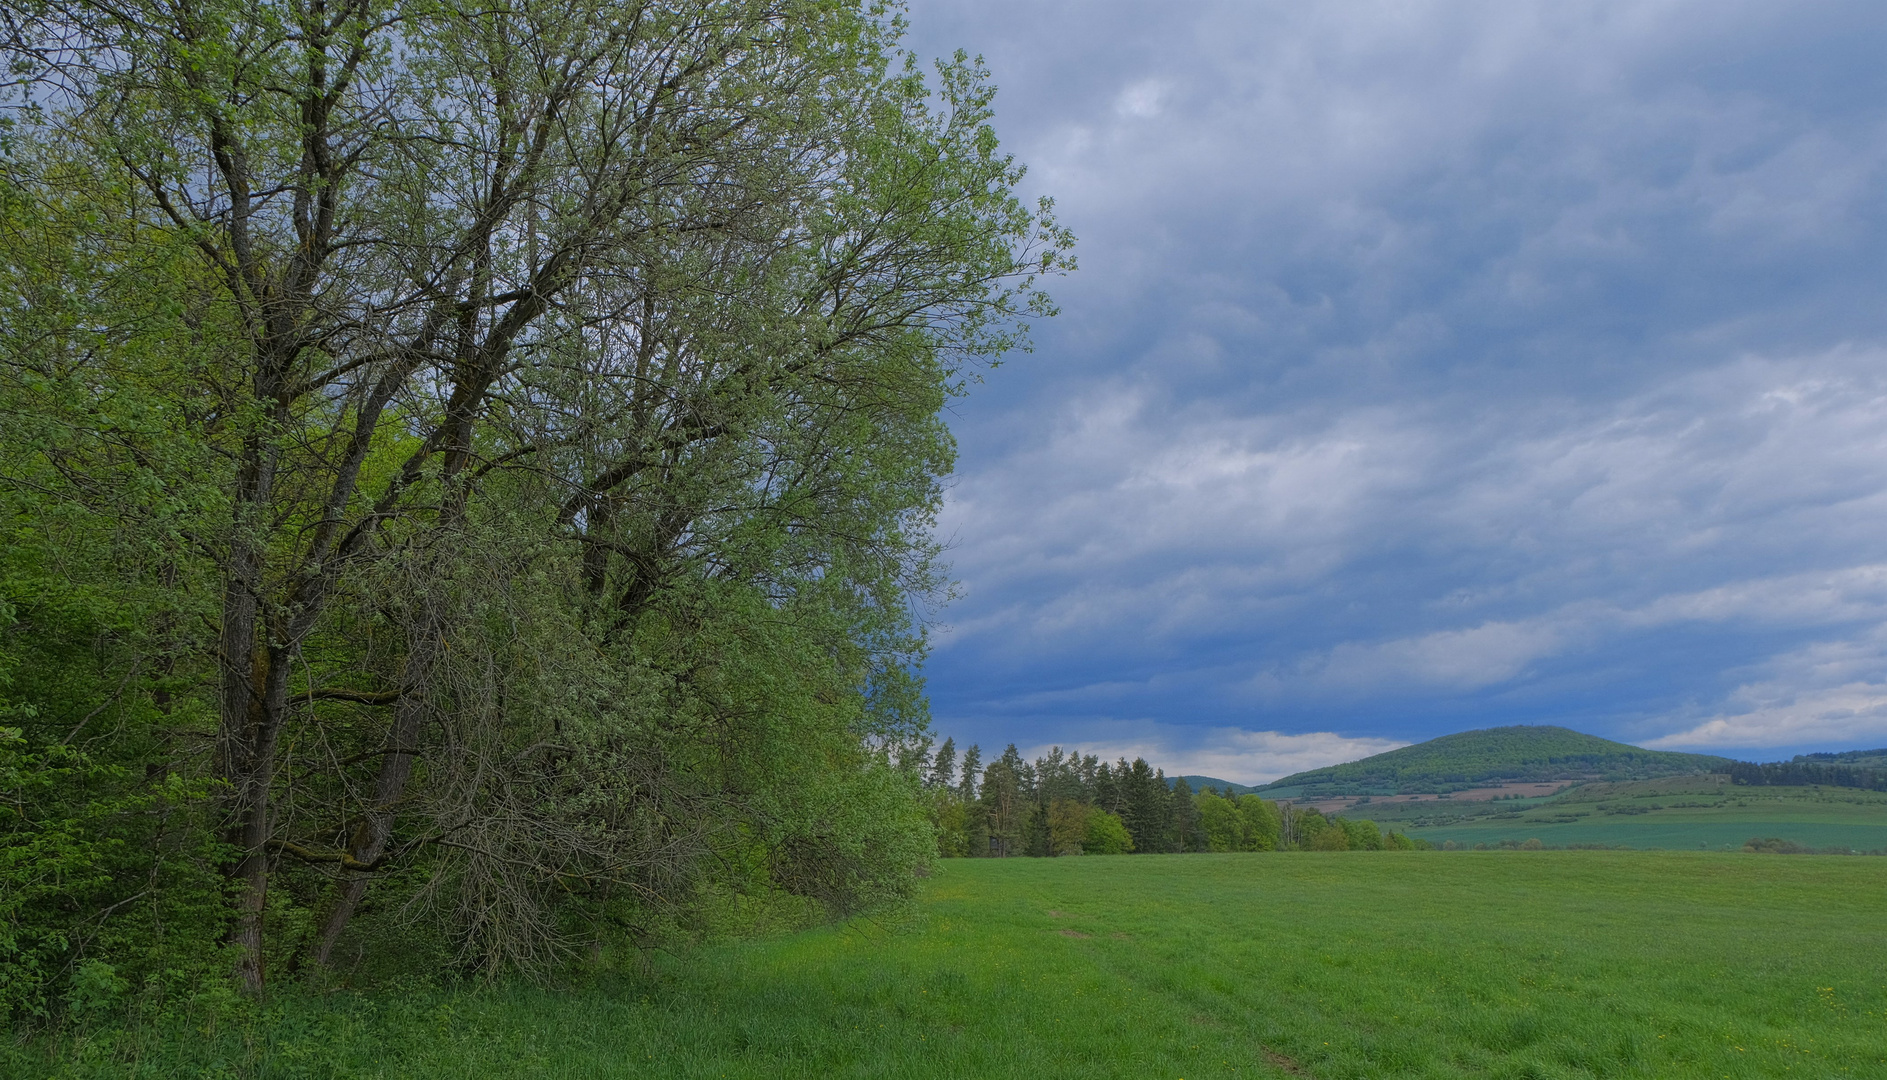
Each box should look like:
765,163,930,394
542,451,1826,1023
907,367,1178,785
898,0,1887,784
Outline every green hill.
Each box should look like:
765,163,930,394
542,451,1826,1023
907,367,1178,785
1794,748,1887,769
1256,725,1729,797
1171,775,1261,796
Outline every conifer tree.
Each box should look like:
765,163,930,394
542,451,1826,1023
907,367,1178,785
1023,800,1051,857
929,738,958,790
1122,759,1168,853
1168,777,1204,852
1093,761,1123,816
957,744,983,802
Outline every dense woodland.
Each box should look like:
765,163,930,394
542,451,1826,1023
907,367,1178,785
1,0,1074,1021
912,739,1426,858
1723,760,1887,792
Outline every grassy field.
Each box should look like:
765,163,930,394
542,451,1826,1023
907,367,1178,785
1368,779,1887,852
23,853,1887,1079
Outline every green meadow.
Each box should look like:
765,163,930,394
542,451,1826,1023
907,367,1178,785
1378,780,1887,852
24,852,1887,1079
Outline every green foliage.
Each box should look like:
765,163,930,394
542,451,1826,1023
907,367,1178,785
0,729,231,1022
1793,747,1887,768
1259,725,1731,797
1045,799,1089,856
1166,777,1204,852
1194,790,1281,852
1080,810,1133,855
1724,757,1887,790
1338,817,1385,851
2,0,1074,999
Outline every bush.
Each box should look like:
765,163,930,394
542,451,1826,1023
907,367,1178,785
0,728,231,1023
1742,837,1810,854
1082,811,1134,855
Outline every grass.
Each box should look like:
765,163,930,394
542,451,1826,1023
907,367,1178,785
20,852,1887,1078
1367,780,1887,852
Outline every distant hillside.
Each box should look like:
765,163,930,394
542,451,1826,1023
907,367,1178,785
1171,775,1261,796
1256,726,1730,797
1795,748,1887,769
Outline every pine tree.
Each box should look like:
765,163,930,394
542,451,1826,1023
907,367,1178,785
1168,777,1204,852
1023,800,1051,857
957,744,982,802
1093,761,1122,816
929,738,958,790
1123,758,1169,853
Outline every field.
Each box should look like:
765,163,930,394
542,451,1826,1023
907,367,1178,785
1372,779,1887,852
24,853,1887,1079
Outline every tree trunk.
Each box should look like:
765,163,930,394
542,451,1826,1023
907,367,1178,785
216,434,280,996
312,627,438,969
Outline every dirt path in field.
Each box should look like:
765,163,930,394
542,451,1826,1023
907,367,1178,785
1262,1046,1313,1076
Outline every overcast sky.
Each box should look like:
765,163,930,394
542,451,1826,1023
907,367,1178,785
899,0,1887,783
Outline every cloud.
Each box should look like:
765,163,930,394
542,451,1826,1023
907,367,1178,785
1313,620,1569,691
1022,726,1409,787
1647,685,1887,752
1643,624,1887,751
1113,79,1168,119
903,1,1887,760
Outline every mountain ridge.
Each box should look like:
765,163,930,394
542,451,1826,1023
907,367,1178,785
1256,725,1730,798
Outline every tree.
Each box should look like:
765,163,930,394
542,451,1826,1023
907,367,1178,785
1082,810,1133,855
1092,761,1122,816
929,738,958,790
1196,790,1240,852
1236,795,1283,851
1168,776,1204,852
1121,759,1168,853
1022,800,1051,857
981,745,1026,857
1047,799,1090,855
957,744,983,803
1339,818,1384,851
3,0,1070,993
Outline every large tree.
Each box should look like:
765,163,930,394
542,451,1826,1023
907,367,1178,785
3,0,1067,994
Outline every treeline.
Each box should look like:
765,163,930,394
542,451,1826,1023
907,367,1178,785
911,741,1429,856
1721,760,1887,791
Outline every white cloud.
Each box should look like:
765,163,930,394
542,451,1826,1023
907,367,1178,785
1647,684,1887,751
1314,620,1568,690
1023,725,1409,786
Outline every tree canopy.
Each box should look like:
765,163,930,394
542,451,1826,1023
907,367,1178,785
1,0,1069,1012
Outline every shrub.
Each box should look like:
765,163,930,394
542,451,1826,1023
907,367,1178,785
1082,811,1134,855
1,728,230,1023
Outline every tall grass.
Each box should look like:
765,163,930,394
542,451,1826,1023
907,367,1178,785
16,852,1886,1078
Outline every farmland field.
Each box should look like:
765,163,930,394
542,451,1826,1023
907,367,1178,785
23,853,1887,1078
1377,780,1887,852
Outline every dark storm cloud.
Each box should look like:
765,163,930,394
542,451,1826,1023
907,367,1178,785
900,1,1887,782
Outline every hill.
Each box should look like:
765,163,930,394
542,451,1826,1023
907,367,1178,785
1256,725,1729,797
1171,775,1261,795
1794,748,1887,769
